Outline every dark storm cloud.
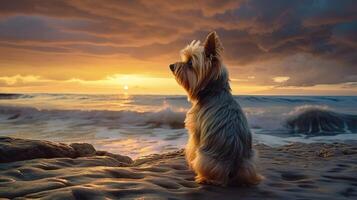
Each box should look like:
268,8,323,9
0,16,107,43
0,0,356,86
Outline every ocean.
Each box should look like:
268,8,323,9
0,93,356,158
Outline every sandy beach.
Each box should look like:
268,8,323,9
1,137,356,200
1,0,356,199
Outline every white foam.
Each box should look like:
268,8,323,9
253,132,357,147
1,94,356,158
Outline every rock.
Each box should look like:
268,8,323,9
96,151,133,164
0,137,134,164
317,148,334,158
0,137,77,163
7,113,21,120
342,148,357,155
70,143,96,157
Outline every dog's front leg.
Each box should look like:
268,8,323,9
184,111,200,169
185,131,201,169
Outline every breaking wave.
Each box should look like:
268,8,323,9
0,105,186,129
2,103,356,135
285,105,357,135
0,93,34,99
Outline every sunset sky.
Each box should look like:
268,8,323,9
0,0,356,95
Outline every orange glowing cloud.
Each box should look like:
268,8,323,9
0,0,356,95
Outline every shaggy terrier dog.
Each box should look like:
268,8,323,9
169,32,262,186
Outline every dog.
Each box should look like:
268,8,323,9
169,31,263,186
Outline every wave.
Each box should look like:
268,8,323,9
0,105,186,129
236,96,357,105
0,93,34,100
1,97,356,136
285,105,357,135
238,96,328,104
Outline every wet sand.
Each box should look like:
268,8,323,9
0,137,356,199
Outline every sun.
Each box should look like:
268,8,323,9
124,85,129,90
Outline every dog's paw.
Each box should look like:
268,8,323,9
195,176,208,184
195,176,226,186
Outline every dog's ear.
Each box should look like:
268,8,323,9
204,31,223,58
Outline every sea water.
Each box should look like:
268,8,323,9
0,93,356,158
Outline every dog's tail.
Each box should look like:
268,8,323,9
232,150,264,186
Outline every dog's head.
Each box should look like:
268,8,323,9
169,31,228,101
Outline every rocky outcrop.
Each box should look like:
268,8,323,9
70,143,96,157
0,137,133,164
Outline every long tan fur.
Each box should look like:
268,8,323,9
170,31,263,186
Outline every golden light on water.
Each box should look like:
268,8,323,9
123,85,129,96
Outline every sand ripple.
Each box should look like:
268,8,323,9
0,138,357,199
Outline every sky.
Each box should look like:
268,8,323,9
0,0,356,95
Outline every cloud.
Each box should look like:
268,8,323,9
0,75,49,87
0,74,181,94
273,76,290,83
342,82,357,88
0,0,356,89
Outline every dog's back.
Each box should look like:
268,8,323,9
186,87,262,185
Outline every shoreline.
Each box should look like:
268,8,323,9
0,137,357,199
